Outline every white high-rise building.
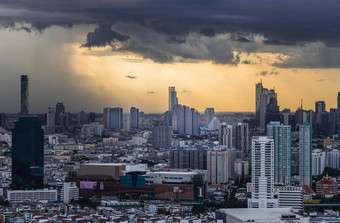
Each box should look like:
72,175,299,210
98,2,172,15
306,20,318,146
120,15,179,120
312,149,326,176
248,136,278,208
60,182,79,203
207,117,221,131
267,121,291,185
327,149,340,170
219,123,233,148
299,122,312,187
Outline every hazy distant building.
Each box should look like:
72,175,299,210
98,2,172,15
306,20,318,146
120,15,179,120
327,149,340,170
81,122,104,136
12,117,44,190
103,107,110,129
78,111,88,126
0,113,6,128
248,136,278,208
299,122,312,187
153,126,171,148
204,108,215,128
170,147,207,170
130,107,139,128
20,75,29,116
329,108,338,134
267,121,291,185
55,102,65,127
235,123,249,157
207,117,221,131
45,107,55,134
88,112,96,123
219,123,233,148
106,107,123,129
312,149,326,176
123,113,130,132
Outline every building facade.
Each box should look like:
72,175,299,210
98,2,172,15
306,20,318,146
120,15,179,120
299,122,312,187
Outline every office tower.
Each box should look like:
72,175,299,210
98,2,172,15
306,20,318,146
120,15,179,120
153,126,172,148
315,101,326,123
77,111,88,126
11,117,44,190
55,102,65,126
219,123,233,148
45,107,55,134
172,104,185,134
204,108,215,128
207,150,233,184
20,75,29,116
184,106,193,135
109,107,123,129
191,108,199,135
103,107,110,129
0,113,6,128
169,86,178,112
255,81,263,125
312,149,326,176
234,159,249,180
248,136,278,208
235,123,249,157
130,107,139,128
267,121,291,185
88,112,96,123
299,122,312,187
329,108,338,134
168,86,178,125
278,186,303,210
170,147,207,169
259,90,279,133
327,149,340,170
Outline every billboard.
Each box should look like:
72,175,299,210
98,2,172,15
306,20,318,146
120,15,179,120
80,181,97,190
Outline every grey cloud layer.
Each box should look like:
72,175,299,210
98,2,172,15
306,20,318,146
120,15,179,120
1,0,340,67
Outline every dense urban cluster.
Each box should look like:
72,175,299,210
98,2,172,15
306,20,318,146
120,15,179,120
0,75,340,222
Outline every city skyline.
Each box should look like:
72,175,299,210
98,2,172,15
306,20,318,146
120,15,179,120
0,1,340,113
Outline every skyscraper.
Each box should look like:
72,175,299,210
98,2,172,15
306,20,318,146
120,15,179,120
235,123,249,157
299,122,312,187
170,147,207,169
248,136,278,208
103,107,110,129
55,102,65,126
267,121,291,185
255,81,263,124
168,86,178,125
207,149,235,184
130,107,139,128
20,75,29,116
171,104,198,135
204,108,215,128
219,123,233,148
45,107,55,135
11,117,44,190
109,107,123,129
153,126,172,148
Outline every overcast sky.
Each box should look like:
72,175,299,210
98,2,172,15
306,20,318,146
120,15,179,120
0,0,340,113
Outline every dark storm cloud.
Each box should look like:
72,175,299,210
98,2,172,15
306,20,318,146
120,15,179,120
1,0,340,67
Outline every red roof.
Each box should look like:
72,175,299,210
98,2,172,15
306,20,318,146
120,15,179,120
303,185,315,194
317,177,337,185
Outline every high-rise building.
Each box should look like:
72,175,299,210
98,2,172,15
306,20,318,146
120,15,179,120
329,108,338,134
299,122,312,187
207,149,235,184
109,107,123,129
0,113,6,128
153,126,172,148
55,102,65,126
312,149,326,176
45,107,55,135
168,86,178,125
259,90,279,134
219,123,233,148
20,75,29,116
123,113,130,132
248,136,278,208
88,112,96,123
235,123,249,157
255,81,263,124
130,107,139,128
204,108,215,128
78,111,88,126
171,104,198,135
267,121,291,185
170,147,207,170
337,92,340,110
11,117,44,190
327,149,340,170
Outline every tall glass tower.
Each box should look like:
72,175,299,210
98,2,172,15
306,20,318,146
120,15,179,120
11,117,44,189
267,121,292,185
20,75,29,116
168,86,178,126
299,122,312,187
